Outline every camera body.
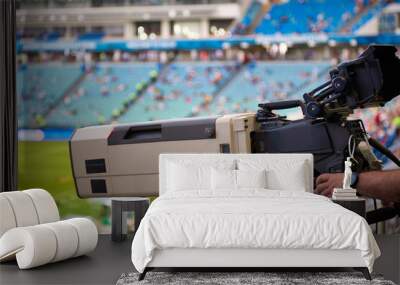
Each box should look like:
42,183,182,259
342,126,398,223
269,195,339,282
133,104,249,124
252,105,374,176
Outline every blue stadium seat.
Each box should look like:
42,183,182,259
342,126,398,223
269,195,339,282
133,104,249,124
255,0,356,34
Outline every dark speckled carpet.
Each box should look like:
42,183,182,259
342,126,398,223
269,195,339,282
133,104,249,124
117,271,395,285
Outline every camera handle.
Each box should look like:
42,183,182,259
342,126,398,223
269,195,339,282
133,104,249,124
258,100,306,114
257,73,345,118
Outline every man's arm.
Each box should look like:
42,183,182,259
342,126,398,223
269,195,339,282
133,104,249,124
315,170,400,203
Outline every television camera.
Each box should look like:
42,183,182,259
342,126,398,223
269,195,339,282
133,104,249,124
70,45,400,214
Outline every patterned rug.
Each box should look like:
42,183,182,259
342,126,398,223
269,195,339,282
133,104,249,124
116,271,395,285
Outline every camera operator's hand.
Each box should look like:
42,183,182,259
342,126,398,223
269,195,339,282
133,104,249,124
315,173,344,197
315,170,400,203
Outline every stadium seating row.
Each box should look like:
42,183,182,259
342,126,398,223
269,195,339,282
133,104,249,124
197,61,331,116
350,1,386,33
17,63,82,127
17,60,331,128
119,61,237,123
45,62,157,127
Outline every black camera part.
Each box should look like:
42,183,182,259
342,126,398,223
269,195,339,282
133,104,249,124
254,45,400,175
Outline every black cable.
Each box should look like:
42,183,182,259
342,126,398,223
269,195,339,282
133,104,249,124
368,136,400,167
366,207,400,225
366,137,400,230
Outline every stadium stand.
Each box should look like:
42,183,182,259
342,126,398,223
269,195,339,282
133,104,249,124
16,60,334,127
45,62,157,127
255,0,359,34
349,1,386,33
232,0,263,35
17,63,82,127
119,61,238,123
198,61,331,116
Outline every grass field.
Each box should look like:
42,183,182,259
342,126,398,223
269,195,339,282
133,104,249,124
18,141,103,221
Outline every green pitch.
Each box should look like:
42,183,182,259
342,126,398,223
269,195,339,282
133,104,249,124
18,141,102,220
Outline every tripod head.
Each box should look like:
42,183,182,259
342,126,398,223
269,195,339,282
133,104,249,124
254,45,400,174
257,45,400,122
302,45,400,120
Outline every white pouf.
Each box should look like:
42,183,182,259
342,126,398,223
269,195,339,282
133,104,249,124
24,189,60,223
42,220,79,262
1,191,39,227
0,189,98,269
0,226,57,269
65,218,98,257
0,196,17,237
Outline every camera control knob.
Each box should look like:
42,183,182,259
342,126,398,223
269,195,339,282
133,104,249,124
332,76,346,92
306,102,321,118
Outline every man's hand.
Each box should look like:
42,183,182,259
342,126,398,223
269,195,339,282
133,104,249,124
315,173,344,197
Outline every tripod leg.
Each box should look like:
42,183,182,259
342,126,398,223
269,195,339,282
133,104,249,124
354,267,371,280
